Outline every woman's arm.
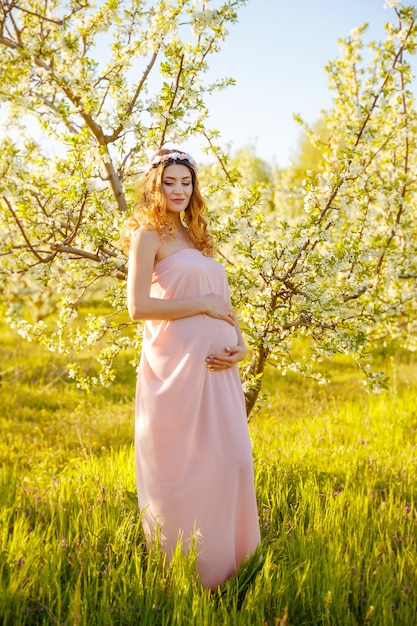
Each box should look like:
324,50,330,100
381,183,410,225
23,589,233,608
127,229,235,325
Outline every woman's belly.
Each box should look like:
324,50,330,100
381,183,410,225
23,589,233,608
143,314,238,376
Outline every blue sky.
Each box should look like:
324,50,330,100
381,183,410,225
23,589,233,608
186,0,416,167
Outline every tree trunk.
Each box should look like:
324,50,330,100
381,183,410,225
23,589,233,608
244,345,269,418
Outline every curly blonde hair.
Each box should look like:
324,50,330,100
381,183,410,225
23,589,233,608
119,148,214,256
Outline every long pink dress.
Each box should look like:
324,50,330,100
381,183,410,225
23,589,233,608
134,248,260,589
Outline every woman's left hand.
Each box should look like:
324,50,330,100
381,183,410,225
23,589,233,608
205,344,247,372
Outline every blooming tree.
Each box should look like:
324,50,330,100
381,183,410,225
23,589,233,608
0,0,246,381
1,0,417,416
201,2,417,413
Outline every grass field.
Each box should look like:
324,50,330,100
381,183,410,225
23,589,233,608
0,320,416,625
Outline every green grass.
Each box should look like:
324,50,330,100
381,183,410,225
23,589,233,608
0,323,416,625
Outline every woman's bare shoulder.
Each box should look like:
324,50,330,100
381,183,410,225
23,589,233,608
130,227,161,257
131,226,159,242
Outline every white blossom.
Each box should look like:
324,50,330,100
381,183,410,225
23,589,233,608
384,1,402,9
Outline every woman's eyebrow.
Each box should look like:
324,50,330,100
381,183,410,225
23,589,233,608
163,175,192,181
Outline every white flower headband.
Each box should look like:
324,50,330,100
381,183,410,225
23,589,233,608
144,151,198,176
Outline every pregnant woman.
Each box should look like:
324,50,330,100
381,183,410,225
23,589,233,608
124,148,260,590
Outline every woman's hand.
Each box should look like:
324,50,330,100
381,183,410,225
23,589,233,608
205,344,247,372
203,294,235,326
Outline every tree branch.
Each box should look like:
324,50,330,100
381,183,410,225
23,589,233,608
159,53,185,148
9,3,64,25
104,50,159,144
4,196,58,263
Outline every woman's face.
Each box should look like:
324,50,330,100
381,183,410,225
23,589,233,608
161,163,193,215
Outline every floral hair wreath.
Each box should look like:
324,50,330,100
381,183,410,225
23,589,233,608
144,151,198,176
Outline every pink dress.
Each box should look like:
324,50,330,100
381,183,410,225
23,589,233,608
134,248,260,589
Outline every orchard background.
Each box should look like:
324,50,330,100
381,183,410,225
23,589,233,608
0,1,416,624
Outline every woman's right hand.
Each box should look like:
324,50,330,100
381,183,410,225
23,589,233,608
203,295,235,326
